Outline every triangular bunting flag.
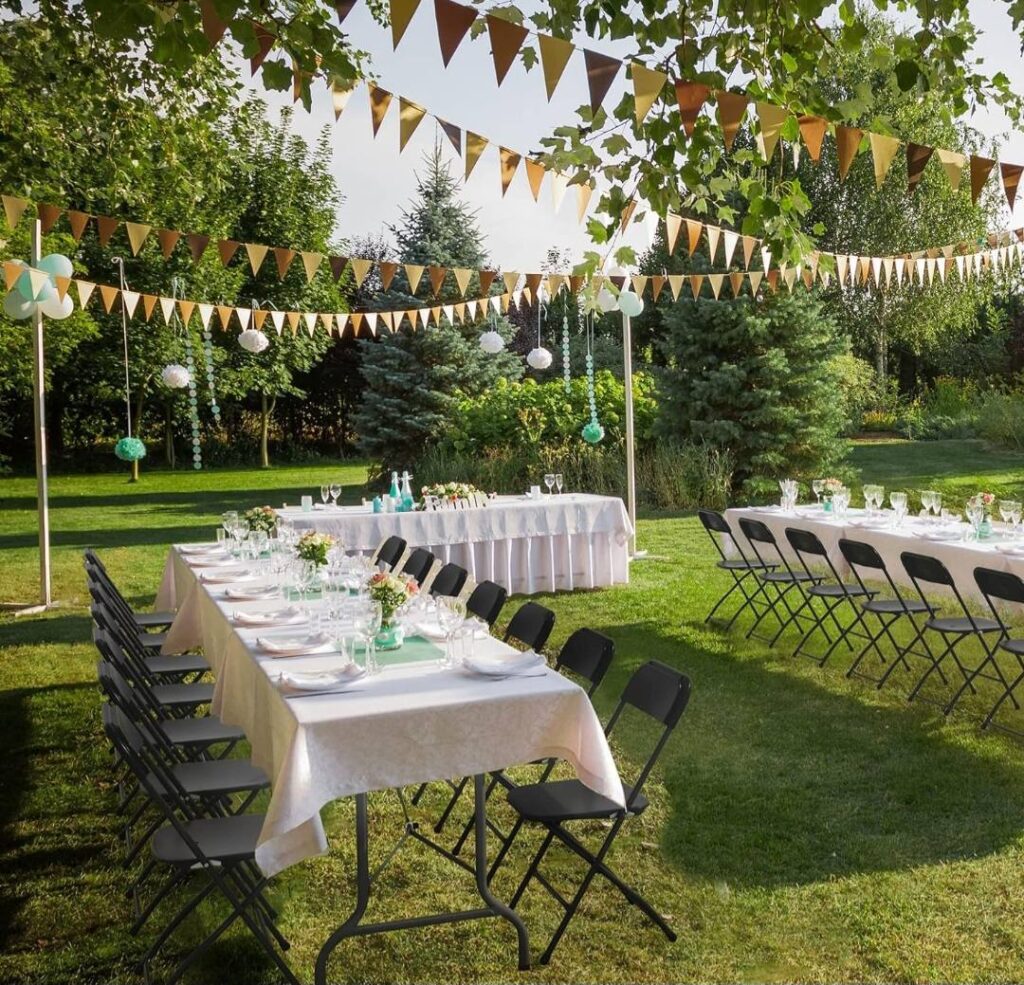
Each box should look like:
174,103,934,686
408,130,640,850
398,97,427,151
755,102,789,161
199,0,228,47
335,0,357,23
350,257,373,288
729,272,744,298
499,147,521,196
38,203,62,233
157,229,180,258
667,274,684,300
252,308,268,330
538,34,574,101
1001,162,1023,212
437,118,461,155
707,274,724,300
835,126,862,181
99,284,119,313
300,251,323,282
583,49,621,114
68,210,91,240
378,262,398,291
273,247,296,278
868,132,901,189
716,91,748,153
142,294,158,321
194,302,213,330
665,213,683,254
250,21,276,74
428,265,448,293
742,235,757,269
217,239,240,266
906,143,934,193
329,256,348,282
178,300,195,327
798,115,828,162
159,296,175,324
674,82,709,137
551,171,569,212
935,148,966,192
748,270,763,295
434,0,477,67
486,14,528,86
405,263,425,293
122,221,151,255
390,0,422,48
121,290,140,318
97,215,119,246
576,183,593,223
478,270,497,294
689,274,704,299
525,159,546,201
631,62,666,124
466,131,488,179
270,310,286,334
369,87,393,137
705,225,721,263
685,218,702,255
245,242,269,274
216,305,234,330
187,233,210,262
2,194,29,229
650,275,666,301
286,311,300,334
331,81,355,121
453,267,473,295
303,312,318,336
970,156,996,204
722,230,739,268
349,312,364,335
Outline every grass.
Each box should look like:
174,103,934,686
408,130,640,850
3,441,1024,984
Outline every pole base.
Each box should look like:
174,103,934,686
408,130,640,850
4,602,54,617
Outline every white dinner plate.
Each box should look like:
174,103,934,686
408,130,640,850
463,650,546,678
257,632,337,657
274,664,366,692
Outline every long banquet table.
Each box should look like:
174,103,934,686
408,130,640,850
724,504,1024,599
157,544,624,975
275,493,632,595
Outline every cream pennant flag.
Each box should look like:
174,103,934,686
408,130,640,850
245,242,269,274
741,235,757,269
882,257,894,287
236,307,252,331
871,257,882,287
336,313,349,337
748,270,764,294
365,311,379,336
2,194,29,229
159,296,175,324
631,274,648,297
667,274,684,300
453,267,472,296
405,263,425,293
868,132,901,189
303,312,318,336
722,230,739,268
331,81,356,121
755,102,789,161
489,295,502,314
320,312,334,334
350,258,373,288
125,222,151,256
820,269,832,289
576,183,593,223
707,273,725,300
74,280,96,309
938,257,948,283
926,257,937,284
442,303,455,324
705,225,721,263
300,251,323,282
121,290,141,318
198,303,214,330
974,253,983,277
27,268,49,299
895,258,906,285
760,246,772,272
551,171,569,212
954,255,965,281
270,309,286,335
915,258,927,284
631,62,667,124
836,255,849,285
418,307,430,328
665,213,683,254
398,97,427,151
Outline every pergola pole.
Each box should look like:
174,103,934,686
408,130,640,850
622,311,637,557
30,218,52,608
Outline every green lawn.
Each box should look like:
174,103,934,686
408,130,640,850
3,441,1024,984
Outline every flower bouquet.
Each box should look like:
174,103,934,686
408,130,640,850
967,491,996,538
367,570,419,648
967,492,995,516
821,477,845,512
244,505,278,535
295,531,334,567
418,481,486,510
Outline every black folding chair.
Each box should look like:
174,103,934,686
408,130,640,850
84,549,176,628
737,518,823,646
400,547,436,585
503,601,555,651
784,527,876,665
85,565,186,657
697,509,777,629
501,661,691,965
429,562,468,599
973,567,1024,733
466,580,507,626
900,552,1005,713
838,538,932,686
371,535,407,570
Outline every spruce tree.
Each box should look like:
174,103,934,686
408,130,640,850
353,144,521,477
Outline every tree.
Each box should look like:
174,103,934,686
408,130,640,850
353,145,522,476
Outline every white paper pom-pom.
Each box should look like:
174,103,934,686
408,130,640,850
238,328,270,353
526,346,553,370
160,363,191,389
479,330,505,354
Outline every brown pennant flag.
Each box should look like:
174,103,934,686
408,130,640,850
765,269,779,292
99,284,119,314
390,0,422,48
538,34,574,101
335,0,357,23
525,272,543,295
273,247,296,278
453,268,473,296
2,194,29,229
689,274,704,299
399,97,427,151
499,147,521,196
632,62,667,124
349,312,364,335
525,159,546,201
437,118,461,155
568,274,586,294
405,263,425,293
97,215,119,246
245,242,269,274
935,148,966,192
907,143,934,193
369,87,393,137
178,299,196,327
217,239,240,266
685,218,703,255
428,265,448,294
250,21,276,74
835,126,862,180
674,82,709,137
716,91,748,153
466,132,488,179
486,14,528,86
301,251,323,282
67,210,91,240
619,199,637,234
608,272,626,290
650,275,666,301
755,102,789,161
199,0,228,48
331,82,356,121
1001,162,1024,212
187,233,210,262
379,262,399,290
349,258,373,288
970,155,996,204
478,269,497,294
156,229,180,259
868,133,901,189
742,235,757,269
142,294,158,321
434,0,477,67
583,50,621,114
38,203,62,233
329,256,348,282
798,115,828,162
665,213,683,254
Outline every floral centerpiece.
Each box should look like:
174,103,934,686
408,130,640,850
418,481,485,509
821,477,844,512
295,531,334,567
368,570,418,625
967,492,996,516
244,505,278,535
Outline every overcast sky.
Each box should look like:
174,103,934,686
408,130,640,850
249,0,1024,270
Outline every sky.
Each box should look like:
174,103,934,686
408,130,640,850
249,0,1024,271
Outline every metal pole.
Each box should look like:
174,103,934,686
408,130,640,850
622,311,637,556
31,219,52,607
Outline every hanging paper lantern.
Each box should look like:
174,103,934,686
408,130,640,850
4,254,74,321
479,330,505,354
114,436,147,462
582,421,605,444
527,346,553,370
3,291,35,320
596,287,619,313
617,290,645,317
238,328,270,353
39,293,73,320
161,363,191,389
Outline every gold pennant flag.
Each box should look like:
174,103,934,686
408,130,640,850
685,218,703,255
286,311,300,334
428,265,448,293
525,159,546,201
38,203,62,233
434,0,477,66
273,247,296,278
350,257,373,288
178,299,196,327
619,199,637,234
674,81,709,137
716,91,748,153
142,294,158,321
157,229,180,259
300,251,323,282
379,262,398,290
97,215,119,246
755,102,789,161
3,260,22,291
707,273,724,300
906,143,934,193
99,284,120,313
331,81,356,121
970,155,996,204
486,14,528,86
369,87,393,137
453,267,473,296
398,97,427,151
245,242,269,274
797,115,828,162
630,62,666,124
868,133,901,189
2,194,29,229
538,34,574,101
76,281,96,308
748,270,764,295
349,312,364,335
689,274,704,300
729,271,745,298
217,239,240,266
1001,162,1024,212
705,225,721,263
405,263,425,293
466,131,489,179
321,312,335,333
835,126,862,181
390,0,422,47
741,235,757,269
217,305,234,330
576,183,593,224
253,308,269,330
935,148,966,192
125,221,151,255
502,271,520,293
665,213,683,254
583,49,621,113
68,210,91,240
499,147,521,196
858,256,871,285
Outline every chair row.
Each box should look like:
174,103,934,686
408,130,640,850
700,510,1024,733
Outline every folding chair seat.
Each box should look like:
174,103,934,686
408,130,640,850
500,661,691,965
900,552,1008,714
972,567,1024,733
503,601,555,651
371,535,407,570
149,680,215,709
466,580,506,626
429,562,468,599
84,551,175,629
400,547,436,585
150,812,267,865
697,509,778,630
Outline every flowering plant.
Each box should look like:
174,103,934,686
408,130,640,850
968,492,996,516
244,506,278,534
822,478,845,494
295,531,334,567
419,481,484,507
368,570,418,625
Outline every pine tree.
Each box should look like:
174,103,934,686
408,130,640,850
353,144,521,477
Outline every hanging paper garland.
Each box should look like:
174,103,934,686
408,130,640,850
112,257,146,469
202,320,221,425
581,311,604,444
562,312,571,394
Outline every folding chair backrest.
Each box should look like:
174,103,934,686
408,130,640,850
698,509,730,535
504,601,555,651
901,551,954,587
429,562,468,599
466,580,506,626
974,566,1024,604
785,527,826,558
838,538,884,571
555,628,614,696
372,536,407,570
738,517,777,547
400,547,435,585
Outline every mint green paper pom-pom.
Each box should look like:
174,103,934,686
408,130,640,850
114,436,147,462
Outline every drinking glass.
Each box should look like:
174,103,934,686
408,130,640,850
216,528,227,547
353,600,382,674
966,501,985,539
555,473,564,495
812,479,824,505
999,500,1015,529
221,510,238,535
437,597,467,667
890,491,908,527
1011,502,1023,538
330,483,342,507
294,560,318,610
544,473,555,496
320,484,330,506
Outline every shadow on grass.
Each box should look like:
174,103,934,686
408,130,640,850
0,614,93,648
589,618,1024,890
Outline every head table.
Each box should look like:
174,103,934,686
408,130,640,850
276,493,632,596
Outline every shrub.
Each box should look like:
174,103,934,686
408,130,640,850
976,389,1024,450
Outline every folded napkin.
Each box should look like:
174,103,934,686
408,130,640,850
186,554,235,568
200,569,255,584
179,544,226,555
233,606,304,627
274,664,366,694
463,649,546,678
223,585,280,601
922,528,962,542
257,632,337,657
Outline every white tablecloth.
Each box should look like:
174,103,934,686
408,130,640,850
275,494,632,595
725,505,1024,600
158,547,624,876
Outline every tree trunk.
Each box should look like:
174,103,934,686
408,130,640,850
164,402,176,469
875,321,888,384
260,393,276,469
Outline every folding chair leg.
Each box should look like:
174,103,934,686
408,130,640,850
510,828,556,909
432,776,470,833
983,668,1024,730
908,632,959,703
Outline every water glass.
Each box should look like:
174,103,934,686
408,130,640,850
353,600,383,674
890,491,908,527
437,597,467,667
543,473,555,495
215,528,227,547
330,483,342,506
555,473,564,494
812,479,824,505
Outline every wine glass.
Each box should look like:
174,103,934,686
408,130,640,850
1010,501,1023,539
437,597,467,667
555,473,564,495
812,479,824,505
353,600,382,674
920,490,935,520
931,491,943,518
999,499,1015,530
294,560,318,612
543,473,555,496
330,483,342,507
221,510,238,537
320,484,330,506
